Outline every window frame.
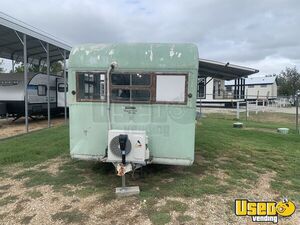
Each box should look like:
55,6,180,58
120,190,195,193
76,71,107,102
37,85,47,96
57,83,68,92
197,77,206,99
154,73,188,105
110,72,188,105
110,72,154,104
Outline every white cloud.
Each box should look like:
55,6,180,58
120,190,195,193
240,56,300,76
1,0,300,75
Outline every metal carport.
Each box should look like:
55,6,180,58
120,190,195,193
199,58,259,80
0,11,71,132
198,58,259,100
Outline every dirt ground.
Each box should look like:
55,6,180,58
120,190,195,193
0,117,66,139
0,157,298,225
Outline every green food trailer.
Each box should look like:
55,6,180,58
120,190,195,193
68,43,199,175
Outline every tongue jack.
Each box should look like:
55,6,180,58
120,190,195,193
115,134,140,197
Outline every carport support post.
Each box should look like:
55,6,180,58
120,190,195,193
63,50,67,123
199,98,202,117
47,43,50,128
12,60,15,73
23,34,29,133
246,90,249,120
255,100,258,114
296,94,299,134
236,102,240,120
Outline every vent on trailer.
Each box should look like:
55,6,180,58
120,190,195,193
107,130,149,164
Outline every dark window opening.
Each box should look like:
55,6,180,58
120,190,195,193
111,89,130,101
132,90,150,101
197,77,206,98
58,83,68,92
132,74,151,86
111,74,130,85
77,72,106,101
111,73,151,102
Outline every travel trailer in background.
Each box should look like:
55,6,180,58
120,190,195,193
225,76,277,100
197,59,259,107
68,43,199,175
0,73,67,118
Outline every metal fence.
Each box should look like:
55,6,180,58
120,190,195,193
198,96,300,134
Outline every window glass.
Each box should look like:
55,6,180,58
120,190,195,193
111,89,151,102
197,77,206,98
132,74,151,86
37,85,47,96
132,90,150,101
110,73,151,102
111,89,130,101
156,75,186,103
77,73,106,101
58,83,68,92
111,74,130,85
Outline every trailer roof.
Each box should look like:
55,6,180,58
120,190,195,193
225,76,276,86
0,11,71,64
69,43,199,70
199,58,259,80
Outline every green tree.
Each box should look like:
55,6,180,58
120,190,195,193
14,61,62,74
50,61,63,73
277,67,300,96
14,63,24,73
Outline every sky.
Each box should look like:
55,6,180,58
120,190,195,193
1,0,300,75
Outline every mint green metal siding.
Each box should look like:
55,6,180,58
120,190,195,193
69,43,199,165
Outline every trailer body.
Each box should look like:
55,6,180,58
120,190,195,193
68,43,199,166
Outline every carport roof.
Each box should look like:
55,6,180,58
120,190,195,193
0,11,71,64
199,58,259,80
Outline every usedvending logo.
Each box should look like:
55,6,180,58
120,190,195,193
235,198,296,223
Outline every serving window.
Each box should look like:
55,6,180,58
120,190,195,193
76,72,106,101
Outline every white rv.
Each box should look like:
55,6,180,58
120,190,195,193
225,76,277,100
0,73,67,118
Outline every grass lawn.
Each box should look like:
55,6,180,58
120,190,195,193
0,115,299,224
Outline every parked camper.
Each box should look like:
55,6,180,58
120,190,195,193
225,76,277,100
0,72,67,118
68,43,199,174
